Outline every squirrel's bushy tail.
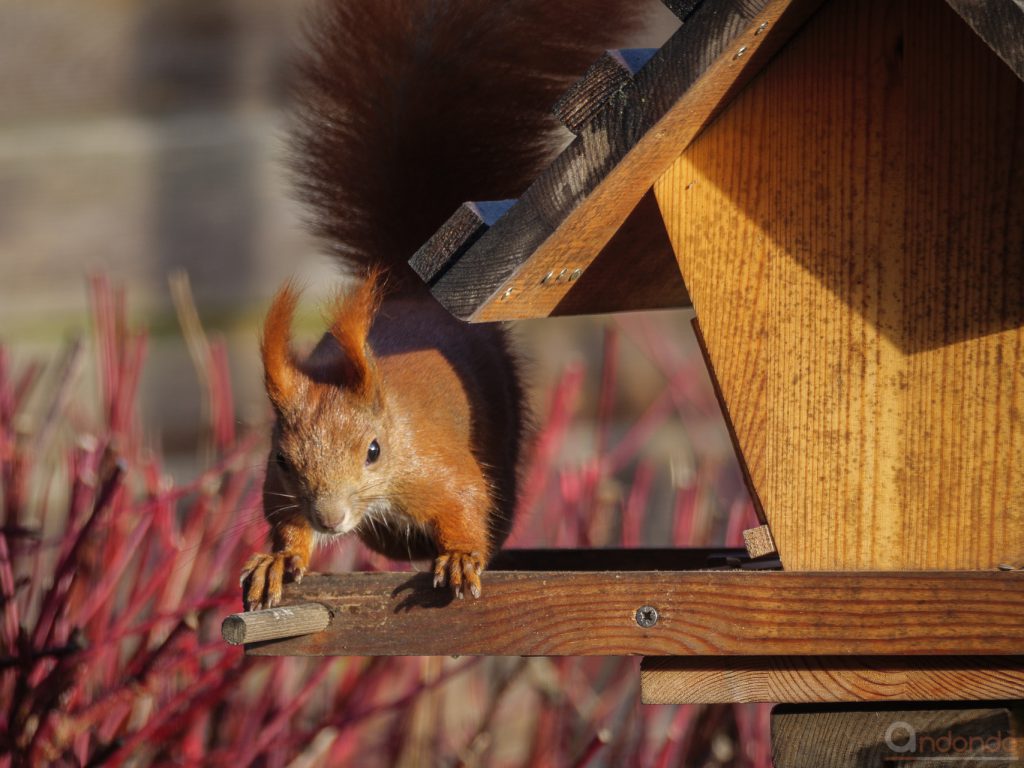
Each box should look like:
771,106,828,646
291,0,648,290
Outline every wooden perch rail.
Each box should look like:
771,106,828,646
223,569,1024,658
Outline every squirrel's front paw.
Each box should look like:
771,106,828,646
433,551,484,599
240,551,307,611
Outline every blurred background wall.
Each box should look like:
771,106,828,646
0,0,744,538
0,0,327,454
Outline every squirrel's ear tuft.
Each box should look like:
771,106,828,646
261,281,304,411
327,270,383,398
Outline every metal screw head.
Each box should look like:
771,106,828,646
502,287,514,300
541,271,554,284
635,605,659,628
755,22,769,35
734,46,748,60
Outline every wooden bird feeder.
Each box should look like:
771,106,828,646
225,0,1024,762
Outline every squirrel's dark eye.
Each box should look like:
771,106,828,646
366,439,381,465
275,451,291,473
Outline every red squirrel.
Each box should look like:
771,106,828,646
241,0,645,609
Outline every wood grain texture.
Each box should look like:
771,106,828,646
771,705,1023,767
552,48,656,135
655,0,1024,570
410,200,514,285
943,0,1024,81
221,602,331,645
418,0,823,322
242,570,1024,657
742,525,777,559
641,656,1024,704
692,318,768,524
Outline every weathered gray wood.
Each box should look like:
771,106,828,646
771,704,1023,767
409,200,515,285
943,0,1024,81
552,48,657,134
242,570,1024,657
222,602,331,645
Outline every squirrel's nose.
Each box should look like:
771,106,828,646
311,498,357,534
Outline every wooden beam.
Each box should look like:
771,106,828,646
413,191,690,317
410,200,514,286
771,704,1024,767
241,570,1024,657
418,0,824,322
552,48,657,135
641,656,1024,704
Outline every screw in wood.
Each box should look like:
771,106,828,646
754,22,769,35
734,46,748,60
502,287,514,300
569,268,582,281
635,605,659,628
541,272,554,284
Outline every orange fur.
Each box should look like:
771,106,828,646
241,0,648,608
260,281,302,412
326,270,383,399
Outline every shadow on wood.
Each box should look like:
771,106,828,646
771,703,1024,768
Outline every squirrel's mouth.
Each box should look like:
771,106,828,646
307,500,359,536
309,519,350,536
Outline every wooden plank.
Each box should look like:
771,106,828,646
655,0,1024,570
943,0,1024,81
550,188,690,316
552,48,657,135
410,200,515,285
419,0,824,322
771,705,1023,768
641,656,1024,704
242,570,1024,657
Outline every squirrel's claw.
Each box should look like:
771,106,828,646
433,551,484,599
240,551,307,611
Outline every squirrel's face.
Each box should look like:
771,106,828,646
260,275,388,537
269,383,387,536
